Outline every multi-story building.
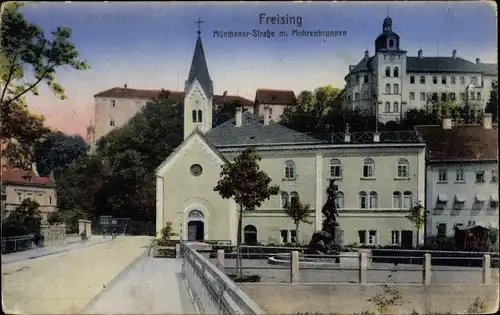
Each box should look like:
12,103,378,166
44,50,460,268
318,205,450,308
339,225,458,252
343,16,498,123
1,167,58,222
253,89,297,123
415,114,498,239
155,28,427,248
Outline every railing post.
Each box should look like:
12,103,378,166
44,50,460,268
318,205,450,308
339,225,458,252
482,254,491,284
217,249,225,273
359,252,367,284
290,251,300,283
423,253,431,285
176,243,181,259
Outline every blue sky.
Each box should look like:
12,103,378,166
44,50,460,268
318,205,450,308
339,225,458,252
19,2,497,136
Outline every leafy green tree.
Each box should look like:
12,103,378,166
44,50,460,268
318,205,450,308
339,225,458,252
406,202,425,248
485,81,498,122
213,100,243,127
2,199,42,237
33,131,88,176
47,211,63,225
281,85,343,134
283,197,312,244
1,3,89,169
214,148,280,277
158,221,177,245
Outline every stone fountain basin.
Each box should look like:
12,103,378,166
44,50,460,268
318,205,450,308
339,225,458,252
267,252,359,267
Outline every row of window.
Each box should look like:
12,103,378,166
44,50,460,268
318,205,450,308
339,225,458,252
191,110,203,123
384,83,400,95
284,158,410,180
409,75,479,86
435,197,498,211
383,102,401,113
280,190,413,210
16,193,52,205
437,168,498,183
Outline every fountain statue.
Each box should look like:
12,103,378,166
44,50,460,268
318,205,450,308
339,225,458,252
305,179,343,258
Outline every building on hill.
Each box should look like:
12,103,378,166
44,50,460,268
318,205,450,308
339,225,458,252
415,113,498,240
343,16,498,124
1,166,58,222
155,26,427,247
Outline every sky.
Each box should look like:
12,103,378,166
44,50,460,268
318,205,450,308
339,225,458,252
17,1,498,137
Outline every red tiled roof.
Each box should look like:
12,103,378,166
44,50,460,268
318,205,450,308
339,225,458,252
255,89,296,106
94,87,253,107
1,169,56,188
414,124,498,162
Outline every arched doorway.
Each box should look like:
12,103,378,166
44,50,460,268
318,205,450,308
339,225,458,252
187,210,204,241
243,225,257,245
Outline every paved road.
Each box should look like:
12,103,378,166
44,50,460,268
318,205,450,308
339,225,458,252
2,237,111,264
83,257,198,314
2,236,152,314
207,256,500,284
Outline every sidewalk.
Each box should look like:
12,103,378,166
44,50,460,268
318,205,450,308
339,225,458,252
1,236,111,264
82,257,198,314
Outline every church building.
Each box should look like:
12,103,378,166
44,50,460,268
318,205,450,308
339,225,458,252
156,27,427,248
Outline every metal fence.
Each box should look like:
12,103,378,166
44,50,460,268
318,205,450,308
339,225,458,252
212,247,499,285
180,242,265,315
1,235,35,254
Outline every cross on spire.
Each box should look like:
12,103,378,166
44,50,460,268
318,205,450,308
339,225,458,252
195,18,203,34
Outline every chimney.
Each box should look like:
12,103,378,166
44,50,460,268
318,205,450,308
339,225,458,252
476,58,481,64
235,106,243,127
263,106,270,126
373,133,380,143
442,117,452,129
452,49,457,59
418,49,423,59
31,163,39,176
364,50,369,58
483,113,492,129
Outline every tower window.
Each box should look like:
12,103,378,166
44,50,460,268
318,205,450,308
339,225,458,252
197,110,203,122
364,75,369,83
385,67,391,77
389,39,394,48
192,110,197,123
111,100,116,107
393,67,399,77
109,117,115,127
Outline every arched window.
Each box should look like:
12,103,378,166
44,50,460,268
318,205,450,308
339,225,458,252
392,191,402,209
284,160,295,179
385,67,391,77
403,191,413,209
369,191,378,209
359,192,367,209
336,191,344,210
290,192,299,205
243,225,258,245
393,102,399,113
188,210,204,219
329,159,342,178
109,117,115,127
394,67,399,77
281,192,290,209
385,84,391,94
385,102,391,113
397,159,409,178
192,110,197,122
197,110,203,122
363,158,374,178
393,84,399,94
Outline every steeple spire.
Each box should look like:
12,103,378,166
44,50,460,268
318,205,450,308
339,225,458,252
185,19,213,98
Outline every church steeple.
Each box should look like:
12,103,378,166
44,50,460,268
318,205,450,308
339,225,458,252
184,19,213,98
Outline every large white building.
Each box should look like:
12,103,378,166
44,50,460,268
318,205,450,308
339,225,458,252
415,114,498,239
155,28,427,248
343,16,498,123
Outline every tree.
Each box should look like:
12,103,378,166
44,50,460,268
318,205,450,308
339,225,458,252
47,211,63,225
214,148,280,277
485,81,498,122
33,131,88,176
1,3,89,169
2,199,42,237
213,100,242,127
406,202,425,248
158,221,177,245
281,85,343,135
283,197,312,244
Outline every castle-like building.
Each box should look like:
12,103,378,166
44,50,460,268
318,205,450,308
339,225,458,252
343,17,498,123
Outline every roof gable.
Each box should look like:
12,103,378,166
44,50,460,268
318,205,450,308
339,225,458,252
155,129,227,177
203,111,323,147
255,89,296,106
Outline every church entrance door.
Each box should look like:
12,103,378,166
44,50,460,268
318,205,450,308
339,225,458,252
187,210,205,242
